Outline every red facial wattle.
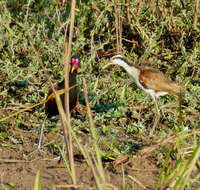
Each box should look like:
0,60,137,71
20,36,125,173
71,58,79,70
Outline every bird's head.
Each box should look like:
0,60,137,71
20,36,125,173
103,54,131,69
71,56,81,73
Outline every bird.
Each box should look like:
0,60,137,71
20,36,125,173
45,56,81,117
103,55,183,114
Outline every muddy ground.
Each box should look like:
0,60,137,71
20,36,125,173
1,124,160,190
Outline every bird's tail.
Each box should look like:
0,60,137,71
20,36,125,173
170,83,183,95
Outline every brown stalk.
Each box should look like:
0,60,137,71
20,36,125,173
29,40,54,91
114,3,121,54
126,3,148,47
193,0,199,28
127,175,147,189
105,183,119,190
30,0,77,184
29,38,77,184
119,7,122,53
70,127,103,189
63,0,76,184
125,0,135,36
90,7,110,58
66,111,105,189
84,147,103,190
83,78,106,186
53,184,82,188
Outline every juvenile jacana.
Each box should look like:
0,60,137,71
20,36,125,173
45,56,81,117
103,55,183,114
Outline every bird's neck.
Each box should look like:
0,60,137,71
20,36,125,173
112,59,140,81
69,72,77,87
57,72,77,89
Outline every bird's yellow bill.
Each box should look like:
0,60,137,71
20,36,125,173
71,66,82,74
102,63,111,69
71,66,75,73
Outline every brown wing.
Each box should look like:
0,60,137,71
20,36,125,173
45,76,78,117
139,68,182,94
45,83,60,117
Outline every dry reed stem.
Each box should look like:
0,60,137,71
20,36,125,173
114,2,121,54
53,184,82,189
90,6,111,58
56,78,105,190
128,9,149,44
62,111,105,190
106,183,119,190
193,0,199,28
84,147,103,190
29,11,77,182
119,7,122,53
83,78,106,187
131,167,160,172
29,37,77,184
127,175,147,189
29,40,54,91
62,0,76,184
54,92,76,183
0,159,30,163
125,2,138,53
70,129,103,190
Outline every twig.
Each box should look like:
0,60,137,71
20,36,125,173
38,117,46,149
127,175,147,189
106,183,119,190
53,184,83,188
131,167,160,172
0,159,30,163
114,3,121,54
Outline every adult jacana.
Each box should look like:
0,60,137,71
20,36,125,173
45,56,81,117
103,55,183,114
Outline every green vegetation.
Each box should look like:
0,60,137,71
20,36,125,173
0,0,200,189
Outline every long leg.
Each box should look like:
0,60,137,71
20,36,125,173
151,95,160,115
150,95,160,136
154,98,160,116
